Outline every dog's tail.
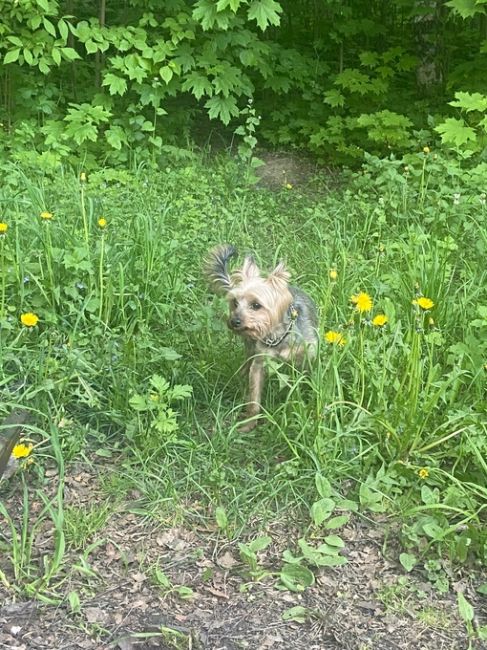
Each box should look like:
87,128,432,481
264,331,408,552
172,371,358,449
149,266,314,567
205,244,237,294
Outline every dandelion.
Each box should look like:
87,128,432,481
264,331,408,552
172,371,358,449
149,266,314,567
20,312,39,327
98,217,107,229
325,330,346,346
285,183,293,190
40,211,53,220
351,292,373,313
412,297,434,310
80,172,87,182
418,468,429,480
372,314,388,327
0,222,7,235
12,442,33,459
329,269,338,281
423,146,430,154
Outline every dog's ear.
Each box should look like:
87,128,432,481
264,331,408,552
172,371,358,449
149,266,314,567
239,255,261,281
267,261,290,287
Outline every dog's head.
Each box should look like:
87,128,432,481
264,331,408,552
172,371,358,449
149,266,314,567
226,255,292,340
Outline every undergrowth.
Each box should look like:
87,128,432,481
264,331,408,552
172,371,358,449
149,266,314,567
0,149,486,614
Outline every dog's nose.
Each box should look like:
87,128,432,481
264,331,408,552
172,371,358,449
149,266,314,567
230,317,241,329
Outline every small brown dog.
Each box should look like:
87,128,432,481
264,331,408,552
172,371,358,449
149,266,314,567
206,244,319,431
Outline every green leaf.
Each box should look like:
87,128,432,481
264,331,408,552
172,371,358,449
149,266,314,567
129,394,148,412
52,48,61,66
215,506,228,529
457,592,474,623
445,0,483,19
36,0,50,11
247,0,282,31
324,515,350,530
324,89,345,107
160,347,182,361
150,375,170,393
85,39,98,55
43,17,56,37
279,563,315,592
399,553,417,572
193,0,220,30
217,0,242,11
315,473,332,498
58,19,69,42
154,567,171,588
159,65,174,84
24,49,34,65
61,47,81,61
175,586,194,599
281,606,309,623
105,126,127,150
102,73,128,96
4,49,20,65
310,498,335,526
67,591,81,614
323,535,345,548
205,95,240,125
449,91,487,113
182,72,213,100
435,118,477,147
421,485,439,505
248,535,272,553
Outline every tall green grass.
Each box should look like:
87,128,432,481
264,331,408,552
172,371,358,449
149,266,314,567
0,150,486,596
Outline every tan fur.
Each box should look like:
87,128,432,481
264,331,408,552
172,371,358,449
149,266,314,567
206,245,319,431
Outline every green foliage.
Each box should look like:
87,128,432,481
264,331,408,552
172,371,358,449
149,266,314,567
0,148,486,607
0,1,487,163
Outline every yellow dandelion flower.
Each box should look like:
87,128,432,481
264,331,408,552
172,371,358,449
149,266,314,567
325,330,346,346
0,222,8,234
12,443,33,459
351,292,373,313
80,172,87,182
423,146,430,154
329,269,338,281
40,211,53,220
20,312,39,327
412,297,434,310
372,314,388,327
285,183,293,190
418,468,429,480
98,217,107,229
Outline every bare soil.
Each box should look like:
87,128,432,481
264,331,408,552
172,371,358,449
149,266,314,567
1,461,486,650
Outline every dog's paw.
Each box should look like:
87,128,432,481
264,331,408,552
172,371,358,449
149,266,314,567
237,411,264,432
237,419,258,433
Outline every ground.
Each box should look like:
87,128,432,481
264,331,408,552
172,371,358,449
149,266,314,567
1,459,485,650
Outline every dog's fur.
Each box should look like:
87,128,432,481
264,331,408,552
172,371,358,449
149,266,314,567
206,244,319,431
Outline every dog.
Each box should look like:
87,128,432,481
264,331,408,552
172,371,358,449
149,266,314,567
206,244,319,431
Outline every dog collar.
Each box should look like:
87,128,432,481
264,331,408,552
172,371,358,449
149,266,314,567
263,303,298,348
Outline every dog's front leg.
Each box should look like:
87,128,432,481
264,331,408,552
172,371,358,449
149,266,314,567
238,357,265,432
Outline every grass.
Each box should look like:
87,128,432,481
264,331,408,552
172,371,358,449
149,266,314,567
0,149,486,603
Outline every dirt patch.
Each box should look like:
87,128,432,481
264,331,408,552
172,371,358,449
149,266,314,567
254,151,339,191
1,462,485,650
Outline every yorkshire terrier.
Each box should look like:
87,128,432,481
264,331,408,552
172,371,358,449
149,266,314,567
206,244,319,432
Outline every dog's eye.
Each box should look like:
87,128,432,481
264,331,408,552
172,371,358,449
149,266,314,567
232,298,239,308
251,302,262,310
